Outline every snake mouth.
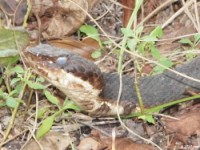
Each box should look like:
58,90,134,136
21,44,135,116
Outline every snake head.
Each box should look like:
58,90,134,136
21,44,135,116
23,44,104,90
22,44,105,110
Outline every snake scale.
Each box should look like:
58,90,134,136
22,44,200,117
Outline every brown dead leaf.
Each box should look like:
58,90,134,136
163,109,200,143
141,63,153,75
121,0,135,27
0,0,27,25
29,0,98,39
77,137,106,150
87,0,99,10
47,38,96,60
105,138,155,150
144,0,160,15
77,130,107,150
78,130,155,150
22,131,74,150
82,37,101,50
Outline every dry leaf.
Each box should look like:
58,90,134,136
163,109,200,143
0,0,27,25
22,131,74,150
82,37,101,50
77,137,105,150
105,138,155,150
121,0,135,27
29,0,98,39
78,130,155,150
48,38,96,60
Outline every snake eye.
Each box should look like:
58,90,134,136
56,57,68,66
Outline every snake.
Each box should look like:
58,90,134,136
22,44,200,117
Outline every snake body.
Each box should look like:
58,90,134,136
22,44,200,116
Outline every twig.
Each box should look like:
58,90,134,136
162,0,194,28
138,0,179,27
0,129,28,147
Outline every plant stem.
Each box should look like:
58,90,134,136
134,80,144,113
23,0,32,28
2,101,20,142
117,0,144,72
0,70,32,146
125,94,200,118
117,0,144,114
5,66,11,94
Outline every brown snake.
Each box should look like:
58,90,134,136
22,44,135,116
22,44,200,117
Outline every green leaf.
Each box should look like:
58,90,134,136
27,81,45,90
91,50,102,59
44,90,59,106
153,57,173,74
0,102,6,107
0,56,19,66
10,78,20,86
0,89,6,98
148,95,200,114
127,39,137,51
141,36,157,42
135,26,144,37
121,28,135,37
9,88,21,97
149,45,161,59
14,83,23,94
6,97,18,108
150,26,163,38
0,49,18,57
137,42,146,54
194,34,200,44
63,100,81,111
9,82,23,96
80,25,101,44
80,25,98,35
36,115,55,139
139,114,155,124
0,29,29,66
128,95,200,118
36,77,45,83
0,29,29,50
37,107,49,119
179,38,193,46
11,65,24,74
